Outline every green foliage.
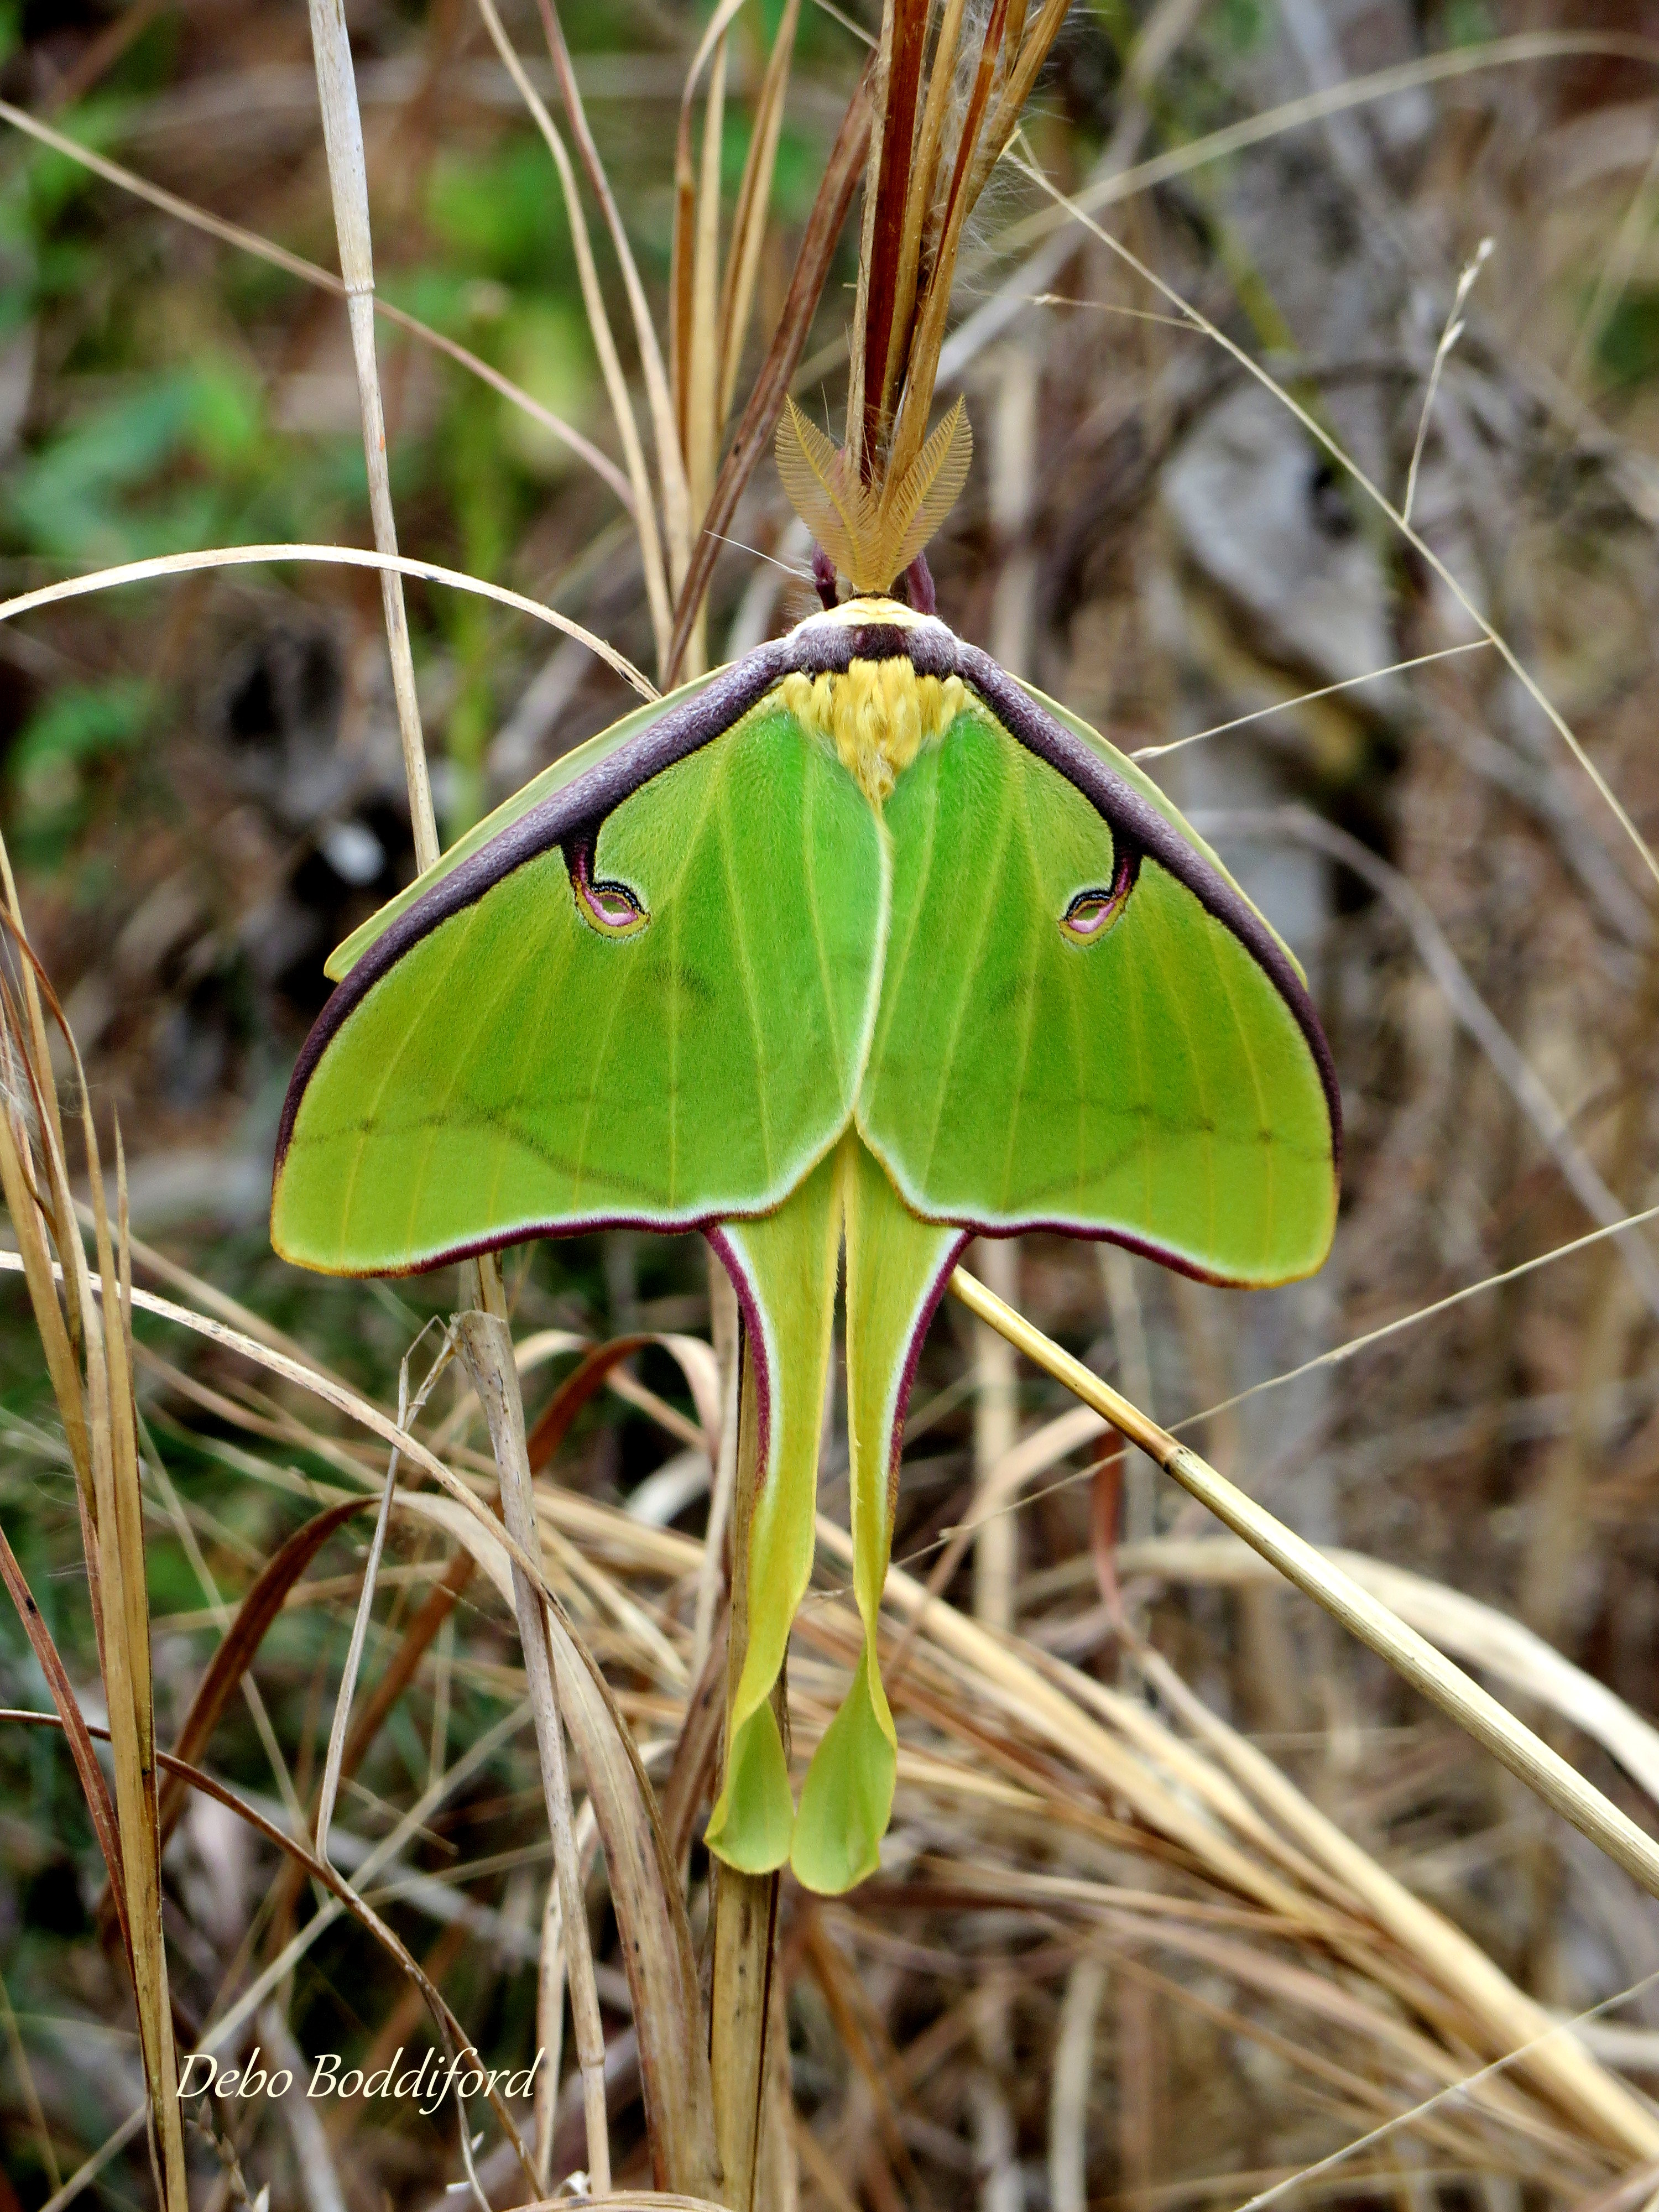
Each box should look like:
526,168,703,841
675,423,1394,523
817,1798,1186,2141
8,676,155,864
3,361,267,563
1595,289,1659,392
426,137,577,285
1442,0,1496,47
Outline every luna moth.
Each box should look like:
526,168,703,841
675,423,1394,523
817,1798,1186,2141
271,399,1339,1895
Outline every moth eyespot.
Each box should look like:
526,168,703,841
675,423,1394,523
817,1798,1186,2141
575,873,649,937
1060,885,1127,943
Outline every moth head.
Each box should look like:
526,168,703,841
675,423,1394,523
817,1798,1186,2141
775,397,972,597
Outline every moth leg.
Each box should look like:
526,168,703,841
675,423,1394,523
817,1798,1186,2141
705,1148,844,1872
791,1137,962,1894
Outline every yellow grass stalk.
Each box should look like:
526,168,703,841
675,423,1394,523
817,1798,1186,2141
307,0,436,868
0,893,189,2205
471,0,675,672
946,1268,1659,1909
718,0,802,427
306,3,618,2189
533,0,693,580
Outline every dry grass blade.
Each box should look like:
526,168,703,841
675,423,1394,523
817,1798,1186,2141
457,1311,613,2196
811,1514,1659,2160
882,0,969,426
316,1326,457,1863
0,901,187,2204
968,0,1072,204
153,1496,371,1851
0,544,656,697
533,0,691,572
671,0,750,472
0,97,635,507
718,0,802,427
0,1526,131,1961
526,1330,721,1473
947,1266,1659,1908
307,0,435,865
884,0,1011,486
1,1708,541,2198
1123,1536,1659,1811
472,0,674,670
665,63,873,680
422,1342,721,2200
685,33,728,559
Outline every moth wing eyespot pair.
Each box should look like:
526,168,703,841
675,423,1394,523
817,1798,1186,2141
568,833,650,938
1058,842,1140,945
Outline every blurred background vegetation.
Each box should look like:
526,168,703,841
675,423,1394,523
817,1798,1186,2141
7,1,1659,2207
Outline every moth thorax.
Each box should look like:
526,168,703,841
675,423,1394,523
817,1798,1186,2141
779,662,967,806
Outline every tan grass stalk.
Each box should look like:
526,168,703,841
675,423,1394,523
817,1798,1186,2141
471,0,675,671
947,1266,1659,1910
686,34,728,534
308,0,436,865
533,0,693,578
671,0,751,453
0,922,189,2206
855,0,929,471
0,544,655,697
1047,1956,1105,2212
884,0,1012,485
305,9,623,2192
718,0,802,426
972,1245,1020,1634
315,1327,457,1863
459,1312,613,2195
843,0,895,474
1120,1535,1659,1812
664,65,873,680
0,99,635,508
881,0,971,422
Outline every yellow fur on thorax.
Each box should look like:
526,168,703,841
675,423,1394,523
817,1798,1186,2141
778,661,968,806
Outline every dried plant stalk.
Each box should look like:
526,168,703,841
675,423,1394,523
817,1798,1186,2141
471,0,674,671
948,1266,1659,1909
306,0,436,870
0,890,188,2208
460,1313,613,2194
718,0,802,426
305,6,617,2192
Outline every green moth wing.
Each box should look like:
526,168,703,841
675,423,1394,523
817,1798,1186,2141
271,644,886,1273
324,670,727,984
854,638,1340,1286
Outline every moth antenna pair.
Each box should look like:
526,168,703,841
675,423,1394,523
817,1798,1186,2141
778,395,972,597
